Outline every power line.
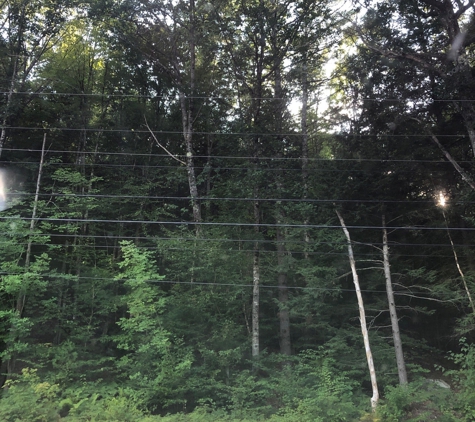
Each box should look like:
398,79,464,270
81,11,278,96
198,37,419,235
0,91,301,100
0,125,470,138
362,98,475,103
1,232,470,249
0,126,304,136
0,161,457,174
6,241,462,258
4,90,475,103
0,161,433,171
2,148,472,163
0,271,462,299
5,192,467,205
0,215,472,231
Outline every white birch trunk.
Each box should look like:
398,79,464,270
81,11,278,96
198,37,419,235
277,227,291,356
301,59,310,259
382,215,408,385
252,191,260,359
252,248,260,359
442,210,475,314
178,0,201,226
336,210,379,410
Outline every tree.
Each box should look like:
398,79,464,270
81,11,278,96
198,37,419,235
336,210,379,409
113,241,192,409
350,0,475,191
382,214,408,385
216,0,337,358
0,0,72,156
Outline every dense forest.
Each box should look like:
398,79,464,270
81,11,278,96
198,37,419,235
1,0,475,420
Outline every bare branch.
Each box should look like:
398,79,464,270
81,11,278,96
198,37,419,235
352,24,445,76
441,209,475,313
394,293,459,303
411,117,475,191
144,118,186,166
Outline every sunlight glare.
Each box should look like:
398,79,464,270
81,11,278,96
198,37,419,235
438,191,447,208
0,169,8,211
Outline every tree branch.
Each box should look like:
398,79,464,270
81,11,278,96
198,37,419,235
144,118,186,165
455,0,475,19
353,24,445,76
410,117,475,190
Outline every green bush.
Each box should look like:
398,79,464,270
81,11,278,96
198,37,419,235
447,337,475,421
377,380,457,422
63,393,148,421
0,368,60,422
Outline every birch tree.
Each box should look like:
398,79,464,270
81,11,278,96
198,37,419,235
382,214,408,386
336,210,379,410
107,0,220,224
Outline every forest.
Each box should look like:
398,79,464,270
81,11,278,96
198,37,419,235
1,0,475,420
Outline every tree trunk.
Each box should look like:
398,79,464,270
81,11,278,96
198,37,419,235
271,19,291,355
382,215,408,385
442,209,475,314
0,56,18,158
277,227,291,356
250,6,265,361
252,248,260,360
301,56,311,258
336,210,379,410
301,58,309,195
179,0,201,227
17,134,47,316
179,93,201,225
2,135,46,386
0,1,25,158
252,188,260,360
428,130,475,191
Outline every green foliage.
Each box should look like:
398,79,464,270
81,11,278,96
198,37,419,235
0,370,158,421
446,338,475,420
377,381,457,422
264,350,361,422
61,390,151,421
1,0,475,421
0,368,60,422
115,240,168,353
113,241,193,411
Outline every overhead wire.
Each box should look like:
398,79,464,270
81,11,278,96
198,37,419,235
0,161,457,174
0,91,305,100
0,125,470,138
0,122,472,262
4,90,475,102
2,147,473,163
0,232,471,249
0,215,473,231
3,192,468,205
0,271,462,301
0,241,461,258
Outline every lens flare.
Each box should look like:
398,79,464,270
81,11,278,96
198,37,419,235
438,191,447,207
0,170,7,211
